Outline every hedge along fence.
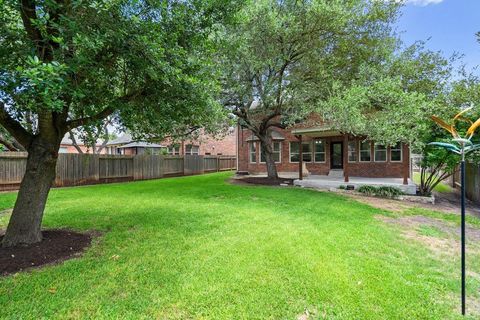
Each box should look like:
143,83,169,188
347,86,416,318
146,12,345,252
0,152,236,191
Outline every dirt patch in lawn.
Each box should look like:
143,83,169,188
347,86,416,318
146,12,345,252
344,191,480,217
0,229,94,276
376,215,480,256
232,177,294,186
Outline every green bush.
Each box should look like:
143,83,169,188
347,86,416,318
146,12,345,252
357,185,377,196
376,186,404,198
357,185,404,198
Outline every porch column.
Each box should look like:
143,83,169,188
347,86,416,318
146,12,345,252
298,135,303,180
343,134,349,183
403,143,409,185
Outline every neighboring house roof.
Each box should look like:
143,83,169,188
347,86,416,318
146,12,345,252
117,141,163,149
106,133,133,146
61,134,104,146
247,131,285,141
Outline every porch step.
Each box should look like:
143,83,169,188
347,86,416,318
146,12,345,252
328,169,344,178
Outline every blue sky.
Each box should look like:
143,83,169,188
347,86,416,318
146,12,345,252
395,0,479,75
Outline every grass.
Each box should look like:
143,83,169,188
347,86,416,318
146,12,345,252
413,172,453,193
417,225,448,238
0,172,478,319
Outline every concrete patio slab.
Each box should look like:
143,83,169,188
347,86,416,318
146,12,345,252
294,175,417,195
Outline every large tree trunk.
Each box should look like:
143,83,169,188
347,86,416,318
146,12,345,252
2,136,60,247
259,133,278,179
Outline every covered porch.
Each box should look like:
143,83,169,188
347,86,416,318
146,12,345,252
292,126,415,194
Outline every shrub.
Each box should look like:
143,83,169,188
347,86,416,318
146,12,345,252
357,185,404,198
338,185,346,190
375,186,404,198
357,185,377,196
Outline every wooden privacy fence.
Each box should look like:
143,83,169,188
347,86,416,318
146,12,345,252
0,152,236,191
465,162,480,205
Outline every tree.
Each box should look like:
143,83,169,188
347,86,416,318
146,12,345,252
221,0,401,178
68,118,113,154
0,0,237,247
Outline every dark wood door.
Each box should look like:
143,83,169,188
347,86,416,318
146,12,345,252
330,142,343,169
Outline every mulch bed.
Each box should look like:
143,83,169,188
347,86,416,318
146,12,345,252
240,177,295,186
0,230,93,276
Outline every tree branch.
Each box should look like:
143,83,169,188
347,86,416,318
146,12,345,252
68,131,84,154
66,107,115,130
20,0,47,59
0,102,32,148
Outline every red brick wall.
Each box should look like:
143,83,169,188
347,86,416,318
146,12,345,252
237,127,410,179
162,128,237,156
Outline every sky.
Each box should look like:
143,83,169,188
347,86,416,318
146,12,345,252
394,0,479,75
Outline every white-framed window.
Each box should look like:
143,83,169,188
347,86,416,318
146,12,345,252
185,144,199,155
360,141,371,162
168,144,180,155
290,141,312,163
314,139,326,162
249,142,256,163
260,142,282,163
390,142,402,162
348,140,357,162
374,144,387,162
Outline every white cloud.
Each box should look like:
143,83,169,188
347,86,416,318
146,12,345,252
405,0,444,6
382,0,444,6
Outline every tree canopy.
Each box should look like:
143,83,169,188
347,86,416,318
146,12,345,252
0,0,240,247
221,0,402,177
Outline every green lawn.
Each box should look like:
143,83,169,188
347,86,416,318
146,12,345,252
0,172,478,319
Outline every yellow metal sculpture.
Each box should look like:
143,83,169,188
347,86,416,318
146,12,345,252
430,106,479,316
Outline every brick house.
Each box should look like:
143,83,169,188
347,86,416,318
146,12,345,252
106,128,237,156
59,134,107,154
236,118,412,190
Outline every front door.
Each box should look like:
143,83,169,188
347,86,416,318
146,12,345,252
330,142,343,169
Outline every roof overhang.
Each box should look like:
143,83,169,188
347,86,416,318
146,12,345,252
291,127,341,137
247,131,285,142
117,142,164,149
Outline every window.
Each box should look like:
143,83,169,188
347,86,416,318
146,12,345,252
348,141,357,162
390,142,402,162
374,144,387,162
290,141,312,162
249,142,256,163
360,141,371,162
168,144,180,155
260,142,281,163
185,144,199,155
314,139,326,162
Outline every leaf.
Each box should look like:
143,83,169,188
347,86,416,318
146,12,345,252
453,107,473,121
428,142,461,154
465,144,480,154
466,117,480,137
431,116,458,138
455,115,473,126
